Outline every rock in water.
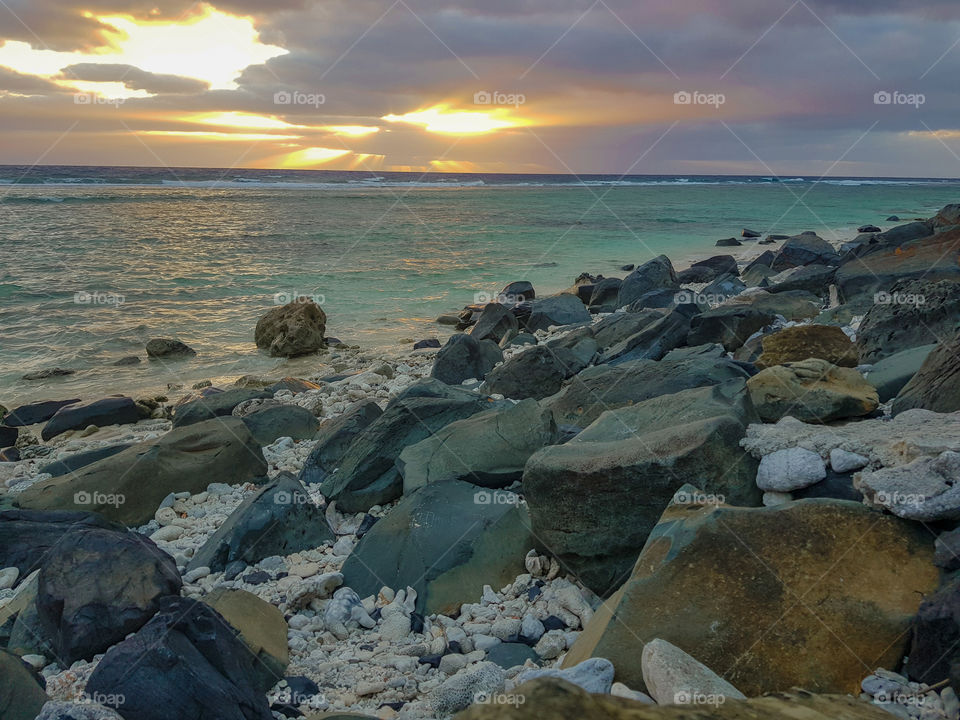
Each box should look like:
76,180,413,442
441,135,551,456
36,526,181,663
172,388,272,428
202,588,288,693
188,473,333,573
85,597,274,720
857,279,960,363
453,678,897,719
41,397,140,441
563,497,937,695
641,638,745,705
340,480,532,615
892,331,960,415
3,399,80,427
431,334,503,385
254,299,326,357
298,400,382,485
0,648,48,720
320,380,499,513
145,338,195,358
747,358,879,423
617,255,679,308
15,417,266,526
523,380,761,595
755,325,858,369
398,398,557,492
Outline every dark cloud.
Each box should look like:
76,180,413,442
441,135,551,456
59,63,209,94
0,65,66,94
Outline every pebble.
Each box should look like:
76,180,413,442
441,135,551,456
0,566,20,590
756,447,827,492
514,658,615,694
830,448,869,473
183,566,210,583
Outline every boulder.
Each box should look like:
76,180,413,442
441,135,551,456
701,273,746,301
298,400,382,485
399,399,557,492
908,576,960,690
891,334,959,415
514,658,614,693
3,399,80,427
617,256,679,308
765,264,836,296
564,497,938,695
592,310,666,351
254,300,326,357
771,234,839,271
856,451,960,522
36,527,181,663
173,388,272,428
755,447,827,491
587,278,623,311
319,380,498,513
0,509,122,579
38,444,133,478
857,279,960,363
523,380,761,595
15,417,267,526
641,638,745,705
727,290,821,321
431,334,503,385
525,295,591,332
85,597,274,720
747,359,879,423
188,473,333,573
600,306,697,365
500,281,535,303
240,405,320,445
41,397,140,441
471,304,519,344
836,226,960,301
145,338,195,358
483,345,586,400
543,356,750,429
755,325,858,369
687,305,776,352
202,588,288,692
340,480,532,616
865,344,936,402
715,237,741,247
453,678,900,719
0,648,48,720
677,255,738,284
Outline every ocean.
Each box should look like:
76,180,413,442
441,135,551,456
1,165,958,405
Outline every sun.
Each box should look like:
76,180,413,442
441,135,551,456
382,104,528,135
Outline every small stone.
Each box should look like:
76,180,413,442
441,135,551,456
533,630,567,660
155,506,179,526
520,614,545,643
481,585,499,605
439,654,468,675
641,638,747,705
611,682,655,704
762,491,792,507
830,448,869,473
21,653,45,670
489,618,521,641
332,536,355,556
514,657,615,694
183,566,210,583
150,525,184,542
0,566,19,590
431,661,506,716
756,447,827,492
356,680,386,696
380,613,412,642
472,634,501,652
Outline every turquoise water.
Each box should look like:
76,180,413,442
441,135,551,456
1,168,958,404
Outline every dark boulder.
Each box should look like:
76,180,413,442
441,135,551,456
765,264,836,297
771,234,839,271
500,281,535,303
676,255,738,284
591,310,664,351
865,344,937,403
470,303,519,344
36,526,181,663
525,295,591,332
617,256,679,307
431,334,503,385
145,338,195,358
587,278,623,312
413,338,441,350
187,473,333,573
892,332,960,415
41,397,140,441
254,300,326,358
173,388,272,428
599,305,698,364
688,305,776,352
716,237,742,247
0,648,48,720
908,576,960,689
85,597,274,720
3,399,80,427
38,443,133,478
298,400,382,485
240,405,321,445
483,345,587,400
858,224,882,233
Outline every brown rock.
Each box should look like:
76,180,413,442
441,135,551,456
255,300,326,357
755,325,859,369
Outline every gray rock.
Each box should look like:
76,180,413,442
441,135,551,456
173,388,272,428
617,255,679,308
772,234,839,271
486,642,539,669
483,345,586,400
38,444,133,478
398,398,556,492
432,334,503,385
587,277,623,311
677,255,738,284
864,344,936,402
525,294,591,332
470,304,519,344
766,264,836,297
36,701,125,719
241,405,320,445
254,300,326,357
431,661,506,717
298,400,382,485
514,657,614,694
641,638,746,705
756,447,827,492
41,397,140,441
829,448,868,473
0,647,48,720
188,473,333,572
319,380,497,512
858,451,960,521
591,309,665,351
145,338,195,358
600,305,697,365
3,399,80,427
340,480,532,615
892,332,960,415
688,305,776,352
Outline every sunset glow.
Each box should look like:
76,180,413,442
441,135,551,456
382,105,527,135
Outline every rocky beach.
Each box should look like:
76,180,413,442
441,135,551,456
3,204,960,720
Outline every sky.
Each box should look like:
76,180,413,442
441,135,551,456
0,0,959,176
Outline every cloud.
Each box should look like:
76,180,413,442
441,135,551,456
59,63,210,94
0,65,65,94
